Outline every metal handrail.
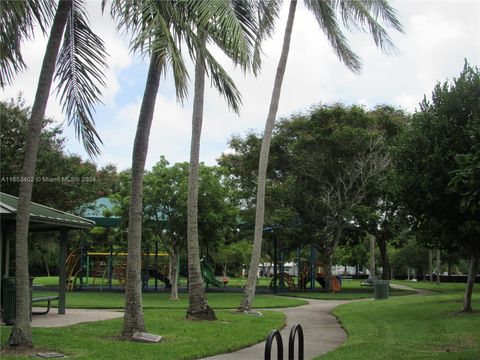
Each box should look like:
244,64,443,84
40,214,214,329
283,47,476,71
288,324,304,360
264,329,283,360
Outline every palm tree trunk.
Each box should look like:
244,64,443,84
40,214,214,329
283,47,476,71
238,0,297,312
123,53,162,337
463,248,479,312
186,37,216,321
8,0,72,348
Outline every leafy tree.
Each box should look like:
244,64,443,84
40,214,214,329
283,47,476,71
223,103,402,290
280,104,393,289
1,98,119,211
143,159,188,300
240,0,403,311
145,159,239,294
350,106,409,279
394,61,480,312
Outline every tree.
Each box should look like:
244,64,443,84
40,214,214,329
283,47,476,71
185,1,274,321
394,61,480,312
351,106,408,280
143,159,188,300
1,98,120,211
2,0,107,347
112,158,241,324
143,159,239,301
239,0,403,311
223,103,402,291
280,104,393,290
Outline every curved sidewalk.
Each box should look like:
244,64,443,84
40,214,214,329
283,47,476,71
201,298,353,360
30,307,123,328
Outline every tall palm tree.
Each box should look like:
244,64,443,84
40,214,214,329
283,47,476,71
107,0,187,336
185,0,279,321
2,0,107,347
238,0,403,312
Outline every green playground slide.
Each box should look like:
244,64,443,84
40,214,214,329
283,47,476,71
200,259,223,287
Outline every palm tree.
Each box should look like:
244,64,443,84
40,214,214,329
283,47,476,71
238,0,403,312
185,1,278,321
2,0,107,347
107,0,187,336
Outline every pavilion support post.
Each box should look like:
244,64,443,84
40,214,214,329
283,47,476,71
109,242,113,290
3,226,11,277
0,224,7,278
59,228,69,314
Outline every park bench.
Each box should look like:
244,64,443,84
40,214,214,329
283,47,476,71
31,295,59,315
342,275,353,282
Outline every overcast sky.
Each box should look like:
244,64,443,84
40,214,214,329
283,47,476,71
2,0,479,171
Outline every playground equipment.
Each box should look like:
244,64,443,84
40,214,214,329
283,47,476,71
269,272,296,290
200,259,223,287
66,249,81,291
64,242,171,291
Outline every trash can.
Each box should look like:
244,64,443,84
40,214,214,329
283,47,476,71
373,279,390,300
1,277,33,325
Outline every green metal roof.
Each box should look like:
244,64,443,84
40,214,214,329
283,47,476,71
0,192,95,231
80,197,121,228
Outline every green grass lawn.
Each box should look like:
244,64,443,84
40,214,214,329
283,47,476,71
392,280,470,293
1,308,284,360
318,288,480,359
30,290,307,309
33,276,273,288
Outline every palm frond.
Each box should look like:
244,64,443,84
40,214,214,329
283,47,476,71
0,0,55,87
55,0,108,157
106,0,254,109
337,0,402,55
108,0,190,102
197,0,254,71
251,0,281,75
202,45,243,113
304,0,362,73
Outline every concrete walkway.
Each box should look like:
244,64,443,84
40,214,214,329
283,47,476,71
201,298,354,360
29,307,123,328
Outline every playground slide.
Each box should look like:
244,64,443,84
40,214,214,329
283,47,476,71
315,275,326,289
200,260,223,287
147,269,172,289
315,274,341,292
